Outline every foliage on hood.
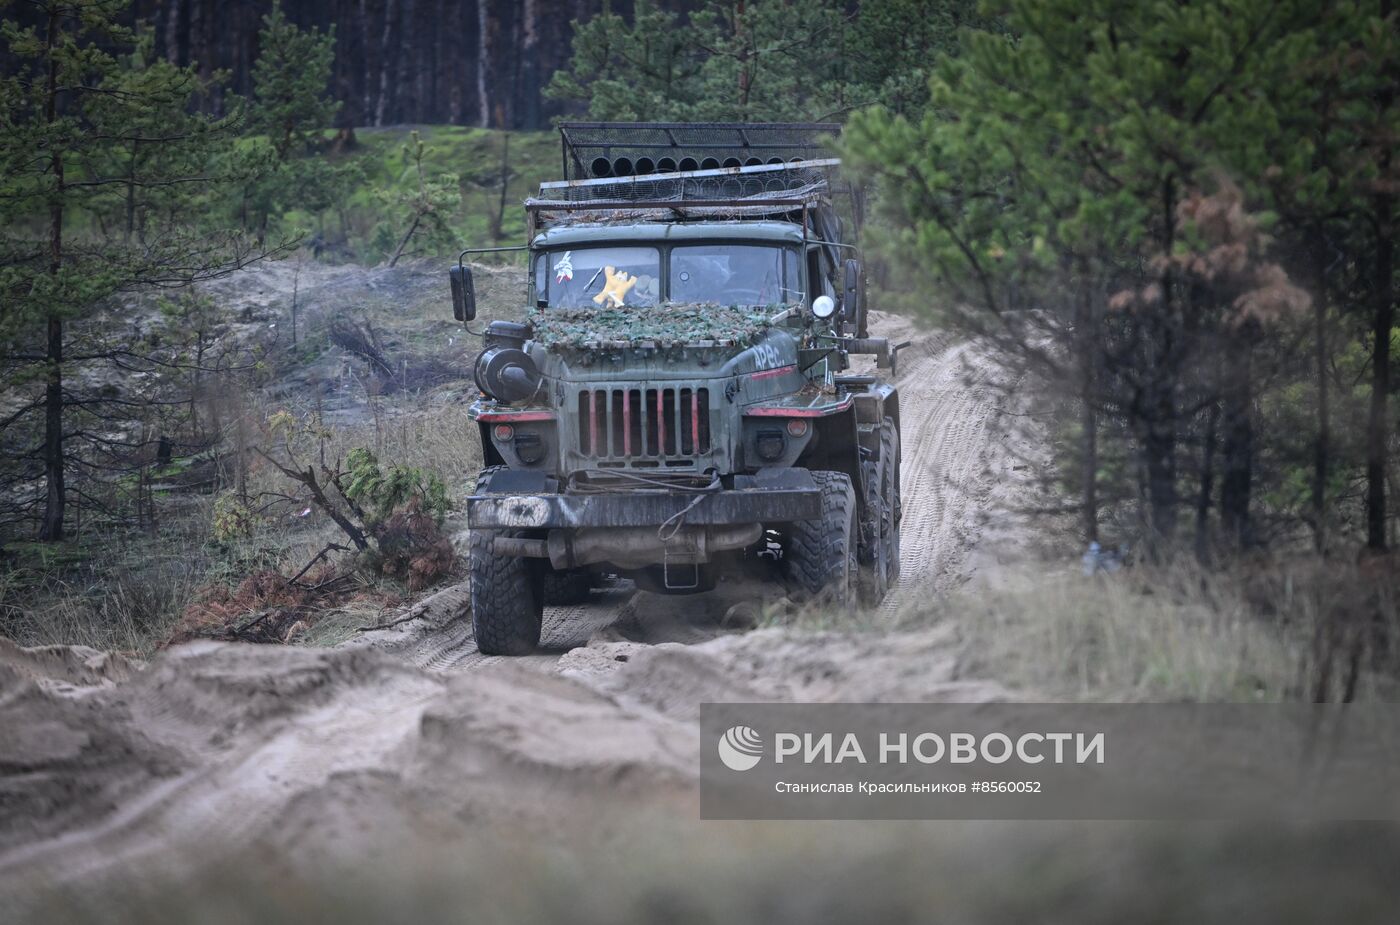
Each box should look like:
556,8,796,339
528,302,778,348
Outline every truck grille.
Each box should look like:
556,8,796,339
577,387,711,461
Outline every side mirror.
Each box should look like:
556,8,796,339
449,264,477,322
842,257,864,334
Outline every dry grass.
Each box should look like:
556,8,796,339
0,533,213,655
0,391,483,655
764,548,1400,703
940,568,1300,701
876,558,1400,703
0,257,499,654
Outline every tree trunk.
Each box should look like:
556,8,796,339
446,0,463,124
1143,403,1177,551
1195,399,1219,563
375,0,398,127
41,317,65,541
735,0,751,118
492,132,510,242
164,0,183,64
125,139,138,244
1366,198,1393,551
399,0,419,123
359,0,373,125
40,4,65,542
1143,176,1181,555
1310,229,1331,552
477,0,497,127
389,214,421,267
1074,269,1098,542
1219,330,1254,550
520,0,541,129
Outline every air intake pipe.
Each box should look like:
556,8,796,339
474,321,541,403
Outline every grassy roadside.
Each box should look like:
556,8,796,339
0,258,504,655
785,557,1400,703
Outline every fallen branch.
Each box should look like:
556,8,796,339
288,541,351,586
353,608,436,634
255,447,370,551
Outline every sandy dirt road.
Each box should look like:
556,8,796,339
0,315,1021,902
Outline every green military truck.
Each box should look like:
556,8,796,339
449,123,902,654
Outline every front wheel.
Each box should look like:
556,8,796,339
468,528,544,655
781,470,857,606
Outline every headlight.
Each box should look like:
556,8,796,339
756,429,786,461
812,295,836,319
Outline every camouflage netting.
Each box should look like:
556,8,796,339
528,303,777,348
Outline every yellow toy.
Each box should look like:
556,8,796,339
593,266,638,307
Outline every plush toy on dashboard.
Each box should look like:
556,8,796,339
593,265,639,307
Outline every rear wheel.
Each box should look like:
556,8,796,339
857,458,890,606
881,418,901,587
782,470,857,606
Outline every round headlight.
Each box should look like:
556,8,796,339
812,295,837,319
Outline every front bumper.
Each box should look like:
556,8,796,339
465,468,821,530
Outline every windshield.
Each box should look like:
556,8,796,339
671,244,796,306
545,247,660,308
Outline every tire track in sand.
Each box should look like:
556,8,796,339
883,336,999,611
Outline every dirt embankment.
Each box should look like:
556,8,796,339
0,313,1035,904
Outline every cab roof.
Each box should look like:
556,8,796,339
531,221,806,250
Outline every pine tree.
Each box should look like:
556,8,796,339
0,0,266,541
548,0,857,123
843,0,1376,555
249,2,339,164
544,0,702,121
240,1,348,243
846,0,1000,117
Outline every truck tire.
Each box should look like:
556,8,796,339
467,466,544,655
857,458,889,606
469,528,544,655
881,418,901,586
782,470,857,606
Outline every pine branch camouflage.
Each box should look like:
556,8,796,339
529,303,777,349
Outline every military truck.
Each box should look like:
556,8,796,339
449,123,902,655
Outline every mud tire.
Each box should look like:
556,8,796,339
881,418,901,586
468,466,544,655
857,459,890,606
469,529,544,655
782,470,857,606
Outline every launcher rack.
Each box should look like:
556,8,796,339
529,123,861,237
556,121,841,180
